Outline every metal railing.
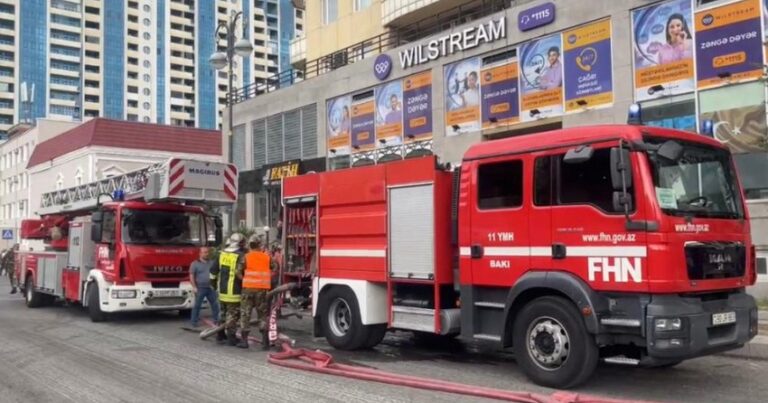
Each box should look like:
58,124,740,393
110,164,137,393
228,0,511,106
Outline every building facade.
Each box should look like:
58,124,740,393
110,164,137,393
0,119,81,248
0,0,303,138
226,0,768,293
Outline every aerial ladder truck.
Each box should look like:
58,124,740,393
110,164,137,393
15,158,238,322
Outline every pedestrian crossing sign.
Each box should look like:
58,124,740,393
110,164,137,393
1,229,12,240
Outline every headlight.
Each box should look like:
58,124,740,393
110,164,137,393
111,290,137,299
655,318,682,331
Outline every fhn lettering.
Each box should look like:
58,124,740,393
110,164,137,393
399,17,506,69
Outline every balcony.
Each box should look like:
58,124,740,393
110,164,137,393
228,0,510,106
289,35,305,69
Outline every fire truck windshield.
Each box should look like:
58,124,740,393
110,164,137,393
646,138,744,220
121,209,204,246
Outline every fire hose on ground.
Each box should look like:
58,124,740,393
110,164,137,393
198,285,659,403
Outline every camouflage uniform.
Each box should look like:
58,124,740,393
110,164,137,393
1,248,17,290
239,290,269,332
220,302,242,332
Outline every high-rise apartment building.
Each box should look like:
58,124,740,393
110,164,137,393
0,0,303,137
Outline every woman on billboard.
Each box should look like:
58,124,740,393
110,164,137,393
658,13,693,64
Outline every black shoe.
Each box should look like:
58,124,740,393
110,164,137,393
237,331,250,349
227,331,239,346
216,329,227,345
10,287,17,295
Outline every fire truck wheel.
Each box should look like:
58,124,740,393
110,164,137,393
87,283,109,323
319,287,369,350
24,276,44,308
362,324,387,349
512,296,598,389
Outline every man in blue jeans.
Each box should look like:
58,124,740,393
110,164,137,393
189,246,220,328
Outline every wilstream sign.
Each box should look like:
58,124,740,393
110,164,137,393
398,17,507,69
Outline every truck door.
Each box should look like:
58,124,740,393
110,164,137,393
468,157,530,287
549,144,649,292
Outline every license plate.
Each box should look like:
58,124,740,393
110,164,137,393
712,311,736,326
153,290,182,297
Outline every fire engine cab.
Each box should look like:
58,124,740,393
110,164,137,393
280,124,758,388
16,158,237,322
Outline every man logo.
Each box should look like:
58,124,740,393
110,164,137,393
374,54,393,80
702,14,714,26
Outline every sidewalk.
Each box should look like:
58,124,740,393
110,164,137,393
720,310,768,361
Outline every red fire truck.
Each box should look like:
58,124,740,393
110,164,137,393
279,124,758,388
15,158,237,322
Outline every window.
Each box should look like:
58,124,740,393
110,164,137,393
143,4,151,12
143,60,151,68
143,18,151,26
143,88,151,96
143,46,151,54
354,0,372,12
756,257,767,276
143,32,151,40
477,160,523,209
143,74,151,82
143,102,150,110
322,0,338,24
642,95,696,132
558,148,622,213
534,157,552,206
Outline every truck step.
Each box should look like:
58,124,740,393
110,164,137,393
473,334,501,342
603,356,640,366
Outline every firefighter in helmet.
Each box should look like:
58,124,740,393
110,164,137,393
237,235,275,349
210,233,246,346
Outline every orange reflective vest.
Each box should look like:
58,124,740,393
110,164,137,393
243,251,271,290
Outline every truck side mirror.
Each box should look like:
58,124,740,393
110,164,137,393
214,217,223,246
92,211,103,223
610,147,633,190
658,140,683,162
613,191,633,212
563,145,593,164
91,222,103,243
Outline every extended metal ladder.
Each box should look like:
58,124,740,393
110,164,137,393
37,162,165,216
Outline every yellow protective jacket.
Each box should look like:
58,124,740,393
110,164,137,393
212,250,244,303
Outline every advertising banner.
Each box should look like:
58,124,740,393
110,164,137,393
351,98,376,152
563,19,613,112
519,33,564,121
632,0,695,101
695,0,763,89
444,57,482,135
403,70,433,141
326,96,352,156
374,81,404,147
480,59,520,128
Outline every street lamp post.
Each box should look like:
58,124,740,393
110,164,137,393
209,11,253,233
209,11,253,157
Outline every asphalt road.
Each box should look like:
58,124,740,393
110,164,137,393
1,282,766,403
